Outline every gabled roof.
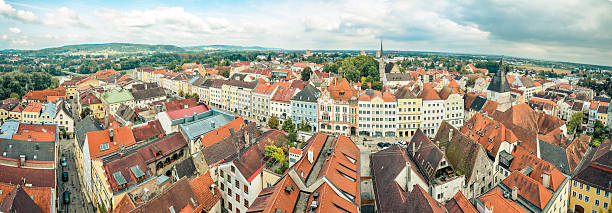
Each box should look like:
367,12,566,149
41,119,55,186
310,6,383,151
75,115,103,147
131,178,201,213
492,103,539,154
469,96,487,111
131,87,166,101
418,83,441,100
0,165,56,187
0,139,55,162
175,157,197,179
132,120,165,143
405,185,447,213
86,126,136,158
501,171,552,210
395,85,417,99
478,188,528,213
438,86,459,100
0,184,44,213
461,113,518,157
202,123,260,167
536,113,565,135
247,172,301,213
435,121,483,183
189,172,221,211
200,117,245,148
79,91,102,106
445,191,477,213
408,129,444,183
328,78,357,101
509,150,566,191
101,89,134,104
573,141,611,190
233,131,285,182
164,99,198,111
291,84,320,103
270,86,296,103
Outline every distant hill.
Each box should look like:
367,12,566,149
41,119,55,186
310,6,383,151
184,45,280,51
25,43,185,55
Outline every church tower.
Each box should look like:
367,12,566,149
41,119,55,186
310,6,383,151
486,58,512,112
377,40,386,83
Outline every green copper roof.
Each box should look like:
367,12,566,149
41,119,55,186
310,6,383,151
102,89,134,104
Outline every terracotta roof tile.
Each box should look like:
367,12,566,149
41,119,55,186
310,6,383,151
164,99,198,111
509,150,565,191
167,105,208,120
0,165,55,188
445,190,477,213
200,117,245,148
501,171,552,209
132,120,165,143
478,188,528,213
86,126,136,158
418,83,441,100
189,172,221,211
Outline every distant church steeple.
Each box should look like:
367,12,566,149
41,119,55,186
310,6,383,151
377,40,386,83
486,57,512,112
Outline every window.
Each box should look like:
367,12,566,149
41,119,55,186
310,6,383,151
605,191,610,198
236,194,240,202
572,191,576,197
596,188,601,195
585,196,590,202
228,188,232,197
220,170,224,178
235,180,240,188
579,194,582,200
244,185,248,194
586,185,590,191
595,199,600,206
244,199,249,208
604,202,608,209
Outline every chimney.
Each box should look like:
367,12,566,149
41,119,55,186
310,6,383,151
511,186,518,201
211,121,215,128
19,154,25,168
411,142,416,157
449,128,454,141
542,172,550,188
210,184,216,196
406,162,413,192
184,104,188,109
244,132,250,145
109,128,114,142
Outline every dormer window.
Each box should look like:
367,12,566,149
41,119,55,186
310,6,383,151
100,143,110,151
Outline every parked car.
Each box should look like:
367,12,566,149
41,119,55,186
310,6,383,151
62,191,70,204
62,172,69,182
61,157,67,167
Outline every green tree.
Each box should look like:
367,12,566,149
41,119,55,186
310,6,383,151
219,70,230,78
298,121,312,132
287,131,298,145
80,107,92,119
282,118,295,133
268,116,280,129
567,112,585,134
264,145,286,165
301,67,312,81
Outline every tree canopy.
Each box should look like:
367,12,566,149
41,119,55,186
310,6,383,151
567,112,585,134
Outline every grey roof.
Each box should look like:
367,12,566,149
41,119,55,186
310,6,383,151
202,123,260,167
0,185,44,213
519,77,536,88
598,105,608,114
42,102,57,117
470,96,488,111
573,141,612,190
115,104,136,123
538,140,571,175
0,139,55,162
385,73,412,81
58,100,73,120
112,171,127,185
174,157,196,179
131,87,166,101
179,109,237,140
487,59,511,93
75,115,103,147
291,85,320,103
131,83,158,91
498,150,514,169
370,145,411,212
593,96,611,103
408,129,444,183
571,102,583,111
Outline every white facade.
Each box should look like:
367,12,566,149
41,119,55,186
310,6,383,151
216,162,262,213
421,100,445,137
443,93,464,128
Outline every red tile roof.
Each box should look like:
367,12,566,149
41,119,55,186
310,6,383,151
509,150,566,191
189,172,221,211
461,113,518,156
166,105,208,120
253,83,277,95
91,69,118,79
0,165,55,188
17,124,56,135
233,131,285,182
200,117,245,148
502,171,553,209
247,174,300,213
113,194,136,213
23,102,43,113
22,88,66,101
478,188,528,213
130,178,201,213
418,83,441,100
165,99,198,111
132,120,165,143
271,86,296,103
328,78,357,101
445,191,477,213
86,126,136,158
79,92,102,105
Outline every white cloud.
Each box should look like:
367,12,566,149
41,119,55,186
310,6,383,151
8,27,20,33
1,34,7,40
43,7,90,28
0,0,38,23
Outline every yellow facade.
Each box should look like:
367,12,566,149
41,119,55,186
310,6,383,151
66,86,77,99
597,112,607,126
83,103,105,120
570,179,611,213
0,108,9,122
21,111,40,123
92,159,114,212
396,98,422,137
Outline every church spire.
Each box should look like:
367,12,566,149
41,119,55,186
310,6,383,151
379,40,384,59
487,57,511,93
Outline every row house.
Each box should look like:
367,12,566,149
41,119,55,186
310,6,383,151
251,83,278,123
357,89,397,137
157,104,209,134
528,97,558,115
0,98,20,122
439,86,464,128
291,85,320,131
418,84,445,137
222,80,258,118
318,78,358,136
21,87,66,103
270,86,297,125
130,85,167,108
395,86,422,137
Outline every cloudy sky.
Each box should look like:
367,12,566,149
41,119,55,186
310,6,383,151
1,0,611,65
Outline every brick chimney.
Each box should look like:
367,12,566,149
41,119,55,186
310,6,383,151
511,186,518,201
542,171,550,188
